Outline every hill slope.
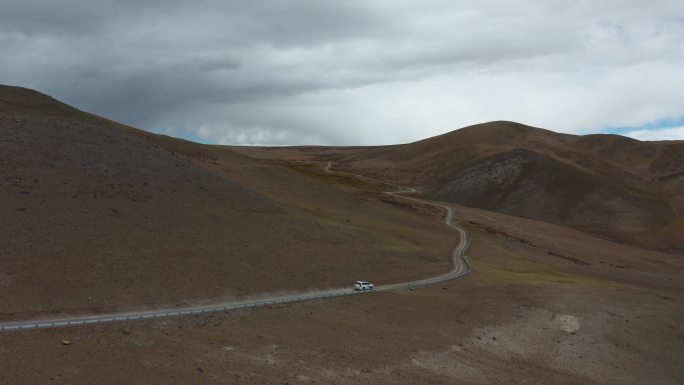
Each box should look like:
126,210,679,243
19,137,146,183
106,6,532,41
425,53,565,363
0,85,455,316
240,121,684,253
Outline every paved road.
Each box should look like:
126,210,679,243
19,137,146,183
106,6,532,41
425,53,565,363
324,162,472,291
0,163,472,332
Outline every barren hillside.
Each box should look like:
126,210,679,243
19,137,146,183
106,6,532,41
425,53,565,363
239,121,684,253
1,86,682,385
0,85,455,317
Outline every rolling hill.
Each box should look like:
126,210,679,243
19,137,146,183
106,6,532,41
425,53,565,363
2,85,683,385
238,121,684,253
0,85,455,317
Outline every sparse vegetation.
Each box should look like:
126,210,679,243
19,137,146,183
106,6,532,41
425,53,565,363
1,86,682,385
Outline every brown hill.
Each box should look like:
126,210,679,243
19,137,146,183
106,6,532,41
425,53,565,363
240,121,684,253
2,87,683,385
0,85,455,317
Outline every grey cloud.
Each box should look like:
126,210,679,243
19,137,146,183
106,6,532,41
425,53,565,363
1,0,683,145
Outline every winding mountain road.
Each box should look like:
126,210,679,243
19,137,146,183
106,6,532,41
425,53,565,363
324,162,472,291
0,162,472,332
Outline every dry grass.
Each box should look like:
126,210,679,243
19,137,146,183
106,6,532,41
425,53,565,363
1,86,682,384
0,86,455,317
2,224,681,385
248,121,684,253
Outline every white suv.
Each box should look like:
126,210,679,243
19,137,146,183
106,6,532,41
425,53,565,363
353,281,374,291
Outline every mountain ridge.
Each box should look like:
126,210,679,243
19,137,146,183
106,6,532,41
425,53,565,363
3,84,682,253
236,122,684,253
0,84,456,315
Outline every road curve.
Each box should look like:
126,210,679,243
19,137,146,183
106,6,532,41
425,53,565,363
324,162,472,291
0,162,472,332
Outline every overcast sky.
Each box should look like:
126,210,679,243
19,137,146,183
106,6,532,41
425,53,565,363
2,0,683,145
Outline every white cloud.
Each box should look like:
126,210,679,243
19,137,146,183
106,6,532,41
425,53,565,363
623,126,684,141
1,0,683,145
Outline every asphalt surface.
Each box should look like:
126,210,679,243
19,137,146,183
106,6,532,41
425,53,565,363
0,163,472,332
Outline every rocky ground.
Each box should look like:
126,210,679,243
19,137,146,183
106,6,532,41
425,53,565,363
1,86,681,384
1,209,681,385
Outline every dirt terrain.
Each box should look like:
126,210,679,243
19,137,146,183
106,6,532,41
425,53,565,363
1,213,681,384
0,86,453,317
0,86,682,384
236,122,684,254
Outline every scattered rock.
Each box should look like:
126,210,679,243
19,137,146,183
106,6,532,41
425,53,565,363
554,314,580,333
